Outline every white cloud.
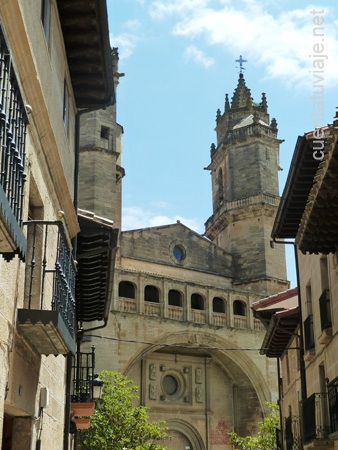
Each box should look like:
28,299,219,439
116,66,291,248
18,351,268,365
184,45,214,68
122,206,202,233
149,1,338,89
150,200,172,209
150,0,209,20
110,20,142,60
110,33,138,60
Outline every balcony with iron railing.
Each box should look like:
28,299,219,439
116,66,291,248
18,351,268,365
302,392,330,445
0,28,28,262
328,378,338,435
285,414,302,450
70,346,103,431
17,221,76,355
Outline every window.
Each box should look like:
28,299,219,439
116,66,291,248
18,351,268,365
306,282,312,315
191,293,204,310
41,0,51,43
213,297,225,313
320,257,329,291
162,375,179,396
304,315,314,351
63,80,69,132
118,281,135,299
144,285,159,303
168,289,182,307
218,168,224,200
319,289,331,331
101,126,110,140
285,351,291,385
233,300,246,316
160,371,185,400
173,244,186,261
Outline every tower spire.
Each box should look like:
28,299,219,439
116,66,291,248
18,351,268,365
231,72,252,109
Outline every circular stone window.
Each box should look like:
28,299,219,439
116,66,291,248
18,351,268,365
161,371,185,400
173,244,186,261
163,375,179,396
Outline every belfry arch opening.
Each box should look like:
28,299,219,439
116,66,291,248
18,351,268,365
118,281,136,299
213,297,226,313
233,300,246,316
191,293,205,310
168,289,182,307
145,285,160,303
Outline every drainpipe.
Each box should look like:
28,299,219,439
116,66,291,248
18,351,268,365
292,244,307,402
63,112,81,450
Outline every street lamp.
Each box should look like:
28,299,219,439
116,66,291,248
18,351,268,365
93,374,104,400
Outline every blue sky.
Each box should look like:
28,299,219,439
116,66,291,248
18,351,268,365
107,0,338,288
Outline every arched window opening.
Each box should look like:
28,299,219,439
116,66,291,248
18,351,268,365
119,281,135,299
213,297,225,313
191,293,205,310
233,300,246,316
145,285,160,303
168,289,182,307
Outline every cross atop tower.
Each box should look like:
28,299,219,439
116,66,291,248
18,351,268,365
235,55,247,74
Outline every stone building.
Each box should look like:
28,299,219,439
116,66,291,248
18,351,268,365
257,117,338,449
0,1,114,449
252,287,302,449
79,70,289,449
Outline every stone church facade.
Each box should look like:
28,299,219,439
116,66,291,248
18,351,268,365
79,63,289,449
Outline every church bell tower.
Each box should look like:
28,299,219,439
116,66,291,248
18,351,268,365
205,66,288,295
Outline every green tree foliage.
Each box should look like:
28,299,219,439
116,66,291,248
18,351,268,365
78,371,169,450
229,402,280,450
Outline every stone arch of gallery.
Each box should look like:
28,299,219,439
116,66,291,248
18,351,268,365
124,330,271,419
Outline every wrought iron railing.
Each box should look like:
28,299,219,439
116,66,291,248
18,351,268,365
319,289,331,331
304,315,315,352
302,392,330,443
285,415,302,450
0,26,28,261
72,346,96,402
24,220,76,337
328,378,338,433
